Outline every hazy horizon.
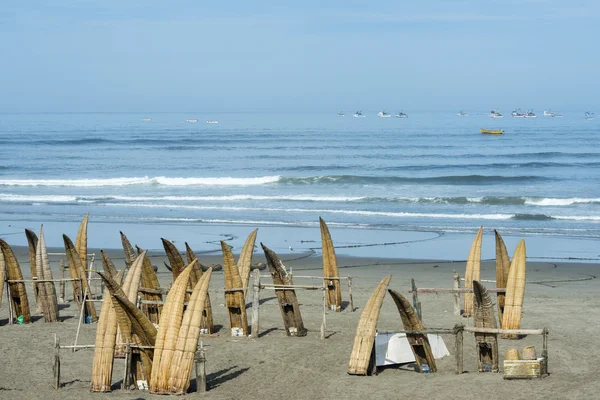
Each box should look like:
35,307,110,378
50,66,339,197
1,1,599,113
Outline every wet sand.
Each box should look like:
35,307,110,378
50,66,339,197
0,246,599,400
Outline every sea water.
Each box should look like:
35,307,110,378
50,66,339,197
0,112,598,260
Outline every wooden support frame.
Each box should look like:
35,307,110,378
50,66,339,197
287,275,355,312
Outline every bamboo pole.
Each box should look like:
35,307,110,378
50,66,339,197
251,269,260,338
59,259,65,304
542,328,549,375
6,278,13,325
347,276,354,312
54,334,61,389
320,287,326,340
463,327,545,335
411,288,506,294
453,271,461,316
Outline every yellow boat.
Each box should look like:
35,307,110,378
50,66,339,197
481,128,504,135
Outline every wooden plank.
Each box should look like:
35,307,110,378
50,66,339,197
251,269,260,338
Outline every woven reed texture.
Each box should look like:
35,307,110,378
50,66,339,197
262,243,307,336
35,227,59,322
149,262,195,394
184,243,214,334
119,231,137,269
348,275,392,375
502,240,526,338
221,241,248,335
238,229,258,294
522,346,537,360
100,250,118,279
0,239,31,323
162,238,186,280
75,214,89,272
320,217,342,312
90,284,119,391
463,227,483,317
0,246,5,308
388,289,437,373
63,234,97,321
184,242,205,286
505,348,520,360
115,252,145,357
494,230,511,327
473,280,498,372
25,229,40,311
167,268,213,394
135,246,163,324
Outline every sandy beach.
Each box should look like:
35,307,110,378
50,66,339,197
1,243,599,400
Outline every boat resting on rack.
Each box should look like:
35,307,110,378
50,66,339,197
481,128,504,135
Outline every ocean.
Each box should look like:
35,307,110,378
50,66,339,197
0,111,599,260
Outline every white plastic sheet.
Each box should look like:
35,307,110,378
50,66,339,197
375,332,450,367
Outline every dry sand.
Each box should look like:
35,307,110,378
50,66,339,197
0,246,599,400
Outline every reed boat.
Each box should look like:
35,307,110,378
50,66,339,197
481,128,504,135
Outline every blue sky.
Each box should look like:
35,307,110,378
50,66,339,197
1,1,598,112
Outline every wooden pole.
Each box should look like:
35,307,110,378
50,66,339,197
411,278,422,321
320,287,326,340
59,258,65,304
195,342,207,392
251,269,260,339
53,334,61,389
73,285,88,351
453,270,461,316
6,276,13,325
347,276,355,312
542,328,549,375
123,342,131,390
455,324,464,375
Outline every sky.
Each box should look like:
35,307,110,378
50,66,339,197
0,1,598,113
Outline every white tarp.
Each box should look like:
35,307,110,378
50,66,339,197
375,332,450,367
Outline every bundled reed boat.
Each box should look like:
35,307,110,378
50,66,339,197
463,227,483,317
320,218,342,312
473,280,499,372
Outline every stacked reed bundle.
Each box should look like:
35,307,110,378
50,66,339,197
473,280,498,372
501,239,527,339
120,231,137,269
185,243,213,334
149,261,195,394
494,230,511,326
115,252,145,358
135,246,163,325
35,226,59,322
348,275,392,375
463,227,483,317
162,238,187,280
75,214,89,271
167,268,213,394
388,289,437,373
63,234,97,322
237,229,258,296
90,269,125,392
261,243,307,336
320,217,342,312
220,241,248,336
0,239,31,323
25,229,41,312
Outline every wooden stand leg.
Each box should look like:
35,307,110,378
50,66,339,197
53,335,61,389
59,259,66,304
6,280,14,325
195,344,207,392
455,324,464,375
347,277,355,312
411,278,422,321
542,328,549,375
123,342,131,391
251,270,260,338
73,285,88,351
320,287,327,340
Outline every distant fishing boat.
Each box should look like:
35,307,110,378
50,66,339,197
337,111,346,117
206,120,219,124
524,110,537,118
395,111,408,118
186,119,198,123
457,111,468,116
511,109,525,118
543,110,555,117
377,111,392,118
481,128,504,135
353,110,366,118
489,110,504,118
585,112,595,120
140,117,152,121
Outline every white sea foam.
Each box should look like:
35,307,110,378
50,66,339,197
0,194,78,202
524,197,600,206
0,175,282,187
